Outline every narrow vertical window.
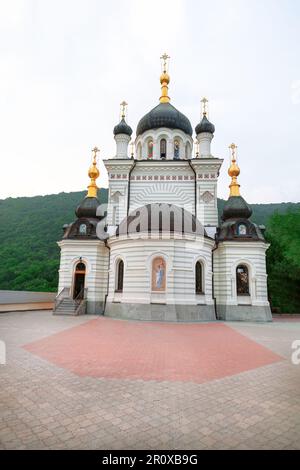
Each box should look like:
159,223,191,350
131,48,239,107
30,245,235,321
236,265,249,295
152,257,166,292
160,139,166,158
148,140,153,159
116,260,124,292
195,261,203,294
174,140,180,159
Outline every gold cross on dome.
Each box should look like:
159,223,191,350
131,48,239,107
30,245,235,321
201,97,208,116
160,53,170,73
120,101,128,119
92,146,100,161
229,143,237,160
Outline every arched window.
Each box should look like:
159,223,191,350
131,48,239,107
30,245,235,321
116,259,124,292
174,140,180,159
151,257,166,292
237,223,247,235
195,261,203,294
75,262,86,272
147,140,153,159
160,139,166,159
236,264,249,295
79,224,87,235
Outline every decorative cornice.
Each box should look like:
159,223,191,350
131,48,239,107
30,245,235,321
108,173,217,181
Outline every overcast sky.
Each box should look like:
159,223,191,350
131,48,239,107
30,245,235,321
0,0,299,203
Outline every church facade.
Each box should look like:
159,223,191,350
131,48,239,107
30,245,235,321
55,55,272,322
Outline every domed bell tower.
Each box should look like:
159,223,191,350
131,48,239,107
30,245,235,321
213,144,272,321
113,101,133,159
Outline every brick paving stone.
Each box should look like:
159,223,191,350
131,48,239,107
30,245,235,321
0,310,300,449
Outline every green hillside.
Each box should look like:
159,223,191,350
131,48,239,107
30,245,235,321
0,190,299,312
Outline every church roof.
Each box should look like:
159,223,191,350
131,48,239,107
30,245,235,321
116,203,208,237
113,118,133,137
75,196,100,218
221,195,252,221
136,102,193,137
217,218,265,242
195,114,215,135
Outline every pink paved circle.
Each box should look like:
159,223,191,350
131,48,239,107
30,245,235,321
23,318,282,383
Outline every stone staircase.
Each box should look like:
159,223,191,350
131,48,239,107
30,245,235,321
53,287,87,316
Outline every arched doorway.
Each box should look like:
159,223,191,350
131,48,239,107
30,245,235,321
73,262,86,299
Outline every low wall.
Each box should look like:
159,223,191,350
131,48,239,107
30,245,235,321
0,290,56,312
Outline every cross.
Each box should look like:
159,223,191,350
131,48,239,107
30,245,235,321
120,100,128,119
229,143,237,160
160,52,170,73
92,146,100,161
201,97,208,116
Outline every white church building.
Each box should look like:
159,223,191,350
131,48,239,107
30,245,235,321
54,55,272,322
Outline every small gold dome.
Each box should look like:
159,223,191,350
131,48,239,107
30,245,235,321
228,162,240,178
87,147,100,198
160,72,170,84
88,164,99,180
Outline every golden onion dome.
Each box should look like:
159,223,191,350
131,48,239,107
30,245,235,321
160,72,170,84
88,163,100,180
228,161,240,178
87,148,100,198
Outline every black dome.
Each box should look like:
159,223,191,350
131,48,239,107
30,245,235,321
136,102,193,137
75,196,100,218
116,203,208,237
195,115,215,135
222,196,252,221
113,118,133,137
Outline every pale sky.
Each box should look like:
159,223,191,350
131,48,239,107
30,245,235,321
0,0,299,203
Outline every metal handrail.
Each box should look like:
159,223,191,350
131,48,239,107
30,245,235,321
74,288,88,314
53,286,88,315
54,287,70,310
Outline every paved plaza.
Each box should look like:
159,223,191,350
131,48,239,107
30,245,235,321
0,310,300,450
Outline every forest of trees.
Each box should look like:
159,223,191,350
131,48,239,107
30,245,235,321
0,190,299,312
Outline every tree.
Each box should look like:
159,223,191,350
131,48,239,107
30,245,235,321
265,210,300,313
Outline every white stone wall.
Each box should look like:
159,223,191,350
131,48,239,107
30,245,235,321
57,240,109,304
104,157,224,229
191,158,223,227
106,233,214,306
196,132,213,157
129,160,196,215
104,160,134,226
114,133,131,159
213,241,270,307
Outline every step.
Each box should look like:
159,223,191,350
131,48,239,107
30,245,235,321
54,311,77,316
55,305,76,310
